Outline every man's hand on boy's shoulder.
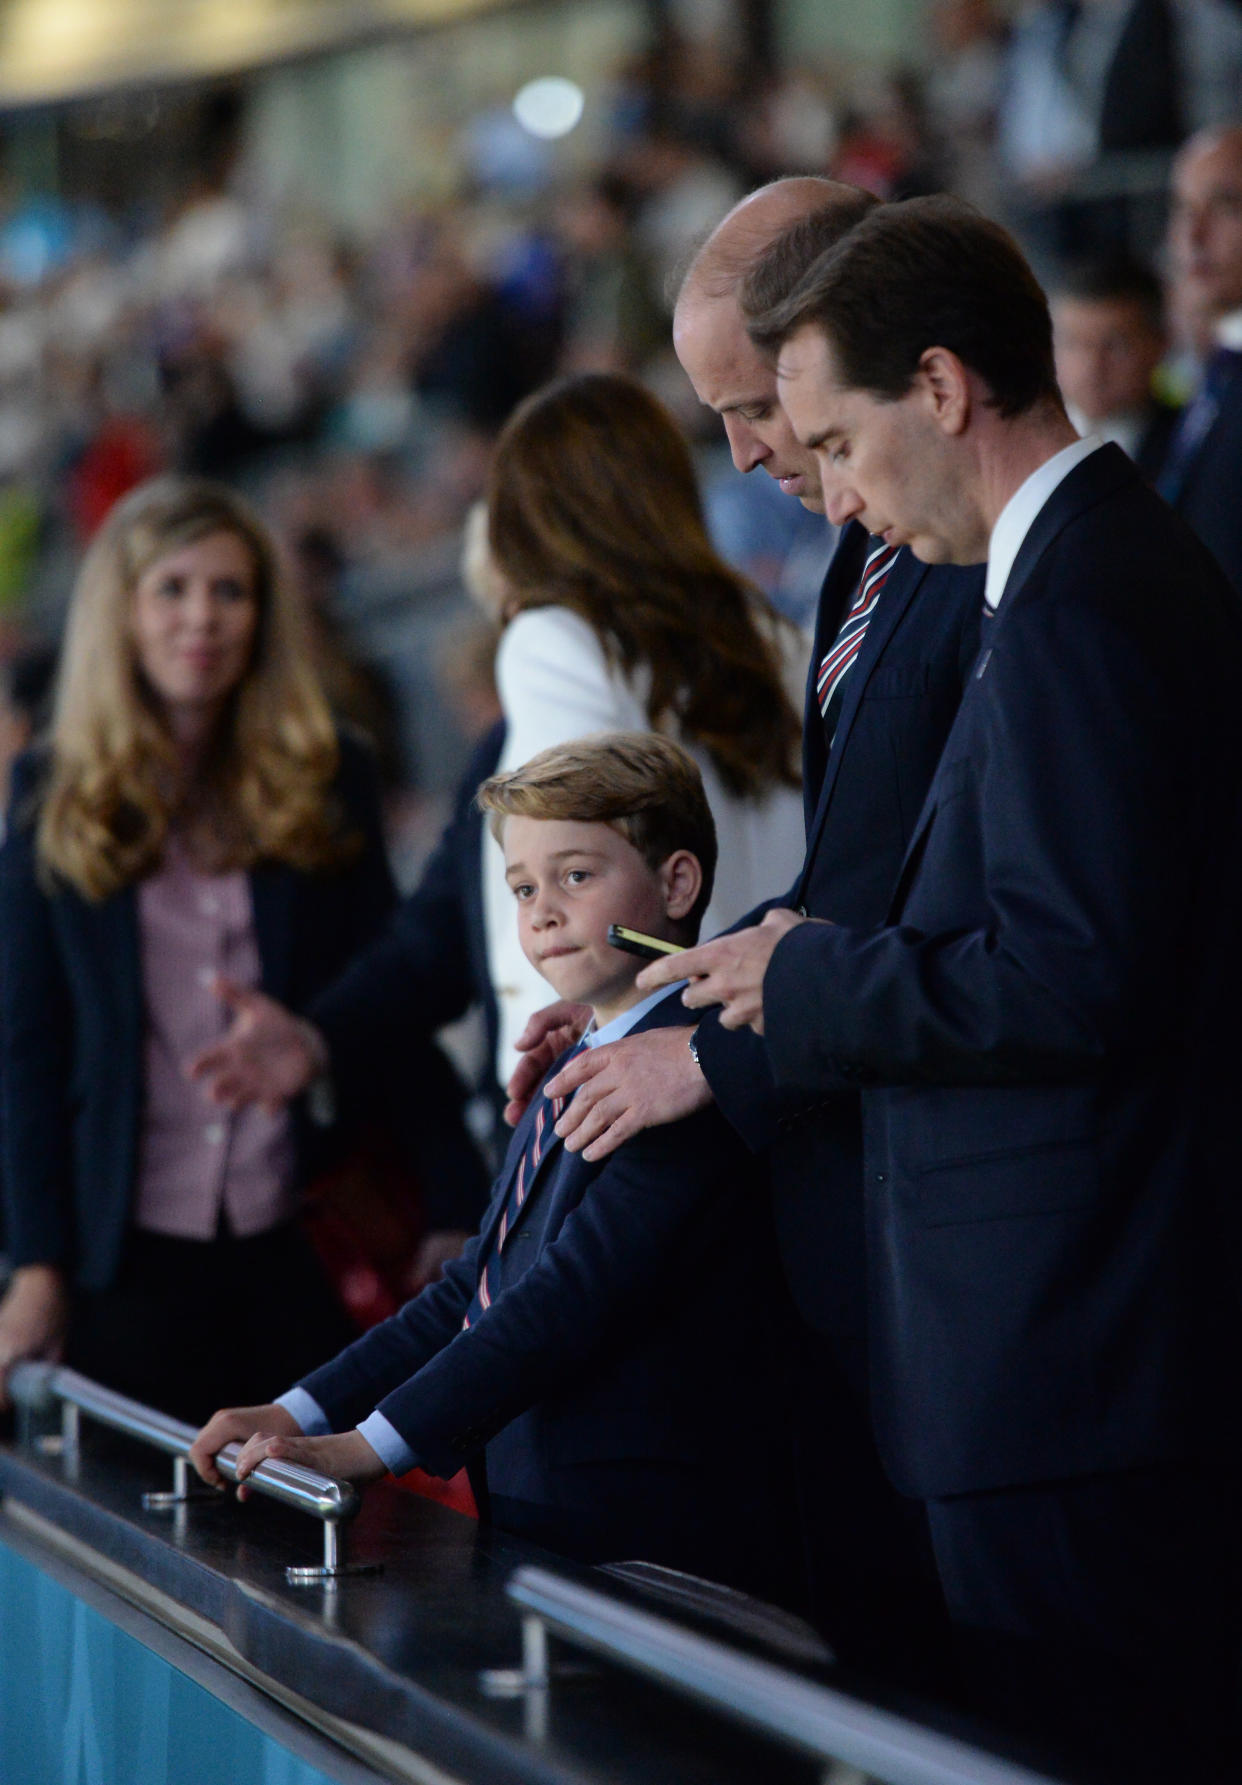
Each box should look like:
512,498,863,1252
549,1025,713,1162
505,1000,593,1126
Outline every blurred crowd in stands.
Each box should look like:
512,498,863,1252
0,0,1240,848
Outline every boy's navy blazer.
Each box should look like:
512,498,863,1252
297,990,788,1513
695,527,984,1336
0,734,399,1292
763,445,1242,1498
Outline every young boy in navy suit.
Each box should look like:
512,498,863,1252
190,733,796,1598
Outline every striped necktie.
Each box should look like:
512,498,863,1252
461,1048,581,1330
817,539,898,737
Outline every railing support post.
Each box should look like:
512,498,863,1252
9,1362,380,1586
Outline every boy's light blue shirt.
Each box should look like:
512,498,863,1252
279,983,685,1477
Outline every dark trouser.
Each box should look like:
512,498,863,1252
926,1464,1242,1784
489,1454,802,1608
68,1220,358,1428
789,1325,960,1700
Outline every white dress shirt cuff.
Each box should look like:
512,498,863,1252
357,1410,418,1478
276,1386,331,1435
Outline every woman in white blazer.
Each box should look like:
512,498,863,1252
481,372,806,1077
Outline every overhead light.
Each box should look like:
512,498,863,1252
513,76,583,141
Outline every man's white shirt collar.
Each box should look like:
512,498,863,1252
984,434,1104,612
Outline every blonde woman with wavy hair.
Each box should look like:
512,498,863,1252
0,475,410,1422
40,477,348,900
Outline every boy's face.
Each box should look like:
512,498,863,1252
502,816,697,1024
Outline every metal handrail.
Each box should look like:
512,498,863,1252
8,1361,377,1584
498,1566,1063,1785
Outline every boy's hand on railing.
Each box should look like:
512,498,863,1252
230,1427,386,1499
0,1266,68,1411
189,1401,302,1488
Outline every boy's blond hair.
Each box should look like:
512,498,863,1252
478,731,717,933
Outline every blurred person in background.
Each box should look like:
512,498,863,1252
999,0,1242,265
701,450,835,634
481,372,804,1077
623,131,745,301
290,524,406,799
1051,251,1178,471
1158,121,1242,595
831,69,945,200
0,475,483,1422
404,218,563,433
0,640,57,818
924,0,1008,212
554,174,666,375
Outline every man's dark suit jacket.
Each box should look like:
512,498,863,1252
1162,357,1242,599
297,992,796,1595
695,528,985,1338
763,445,1242,1500
0,735,477,1291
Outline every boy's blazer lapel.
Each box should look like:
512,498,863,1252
487,997,688,1255
482,1067,573,1255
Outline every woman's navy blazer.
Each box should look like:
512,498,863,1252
0,733,396,1292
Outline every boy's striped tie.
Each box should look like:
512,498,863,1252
461,1053,578,1329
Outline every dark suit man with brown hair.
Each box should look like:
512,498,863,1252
644,195,1242,1784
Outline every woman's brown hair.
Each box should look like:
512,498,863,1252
486,373,800,798
38,475,351,900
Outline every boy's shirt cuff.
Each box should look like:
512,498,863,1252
357,1410,418,1478
276,1386,331,1435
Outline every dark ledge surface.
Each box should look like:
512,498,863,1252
0,1423,841,1785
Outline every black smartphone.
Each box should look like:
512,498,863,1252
606,924,685,961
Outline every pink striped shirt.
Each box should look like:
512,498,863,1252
132,838,298,1240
